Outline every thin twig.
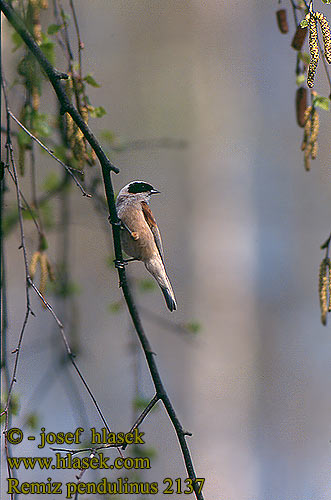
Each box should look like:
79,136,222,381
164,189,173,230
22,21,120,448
122,394,159,451
8,110,91,197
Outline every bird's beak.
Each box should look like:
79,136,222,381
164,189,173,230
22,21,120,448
151,189,161,195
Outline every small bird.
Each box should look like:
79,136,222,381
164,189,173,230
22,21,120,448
116,181,177,312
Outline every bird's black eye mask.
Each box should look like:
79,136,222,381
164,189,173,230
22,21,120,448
128,182,155,194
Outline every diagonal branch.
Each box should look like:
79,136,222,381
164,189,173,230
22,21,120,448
0,3,204,499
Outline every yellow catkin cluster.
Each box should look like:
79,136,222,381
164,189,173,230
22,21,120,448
65,77,90,168
29,251,55,302
306,10,331,87
315,11,331,64
301,105,319,170
66,107,89,169
307,13,319,88
319,257,330,325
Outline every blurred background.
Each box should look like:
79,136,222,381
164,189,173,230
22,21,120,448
2,1,331,499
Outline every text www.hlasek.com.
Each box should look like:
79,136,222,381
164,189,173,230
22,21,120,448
7,453,150,470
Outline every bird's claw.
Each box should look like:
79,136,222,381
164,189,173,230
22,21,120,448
114,258,137,269
114,259,127,269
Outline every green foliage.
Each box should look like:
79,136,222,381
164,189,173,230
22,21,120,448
24,412,39,430
40,201,55,230
11,30,23,52
100,130,117,143
40,33,55,65
84,74,101,88
108,301,123,314
184,321,202,334
47,24,62,35
32,111,52,137
19,200,54,230
137,278,157,292
0,394,20,423
89,106,107,118
299,52,310,65
50,280,81,298
300,18,309,28
39,234,48,251
17,129,32,148
296,73,306,86
313,95,330,111
3,206,19,236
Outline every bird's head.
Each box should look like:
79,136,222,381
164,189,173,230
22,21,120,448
118,181,160,202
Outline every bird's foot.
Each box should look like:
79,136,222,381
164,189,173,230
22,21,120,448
114,259,126,269
114,257,137,269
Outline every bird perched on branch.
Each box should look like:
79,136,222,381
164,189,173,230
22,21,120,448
116,181,177,312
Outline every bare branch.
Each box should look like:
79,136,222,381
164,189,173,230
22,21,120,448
122,394,159,451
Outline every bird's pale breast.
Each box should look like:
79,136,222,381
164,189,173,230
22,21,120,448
117,201,157,261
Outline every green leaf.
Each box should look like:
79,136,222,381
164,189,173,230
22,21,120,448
39,235,48,251
313,95,330,111
296,74,305,86
32,112,51,138
25,412,39,430
300,19,309,28
47,24,62,35
40,34,55,65
89,106,106,118
108,301,123,314
11,31,23,51
84,74,101,88
100,130,116,144
184,321,202,334
50,280,81,298
137,278,157,292
299,52,310,65
17,129,32,148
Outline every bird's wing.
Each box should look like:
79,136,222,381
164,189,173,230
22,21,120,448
141,201,165,264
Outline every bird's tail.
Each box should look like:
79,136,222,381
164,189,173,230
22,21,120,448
145,259,177,312
160,284,177,312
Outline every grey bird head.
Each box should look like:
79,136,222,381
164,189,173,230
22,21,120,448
118,181,160,202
